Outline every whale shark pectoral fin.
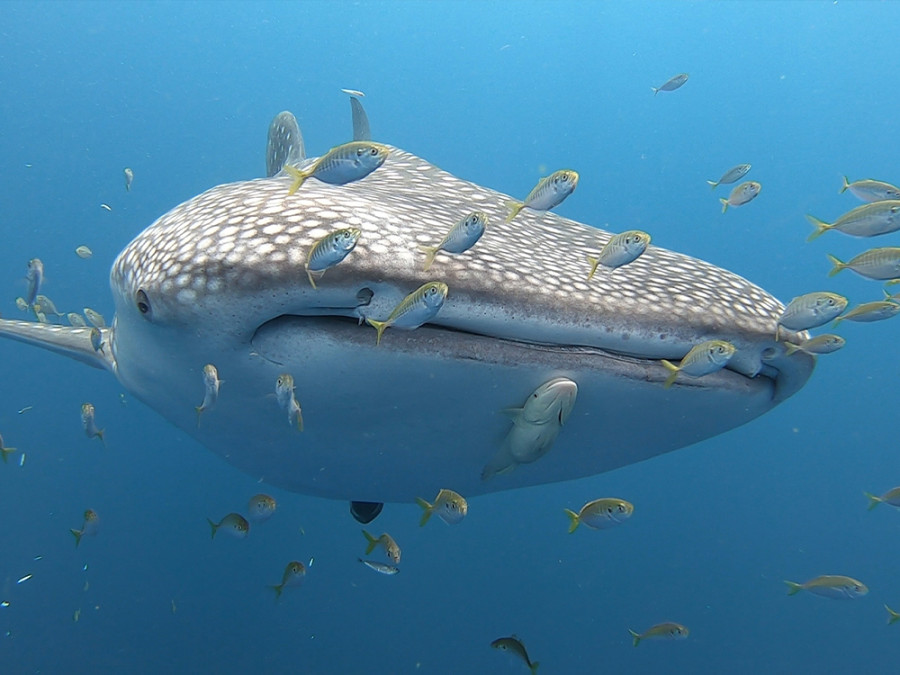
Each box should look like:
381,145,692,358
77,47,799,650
350,97,371,141
266,111,306,177
0,319,115,372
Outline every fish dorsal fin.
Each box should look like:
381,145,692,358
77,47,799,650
266,111,306,177
350,97,371,141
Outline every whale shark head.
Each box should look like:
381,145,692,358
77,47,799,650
0,108,814,504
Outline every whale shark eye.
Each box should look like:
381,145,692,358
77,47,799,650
136,289,151,317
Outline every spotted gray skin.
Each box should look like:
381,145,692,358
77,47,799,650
266,111,305,177
0,109,814,503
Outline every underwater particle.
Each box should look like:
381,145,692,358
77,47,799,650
341,88,366,97
16,574,32,585
75,245,93,259
100,203,112,211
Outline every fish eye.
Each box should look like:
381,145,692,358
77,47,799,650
135,289,151,317
369,147,379,155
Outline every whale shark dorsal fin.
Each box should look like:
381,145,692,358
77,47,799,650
350,97,371,141
266,111,306,177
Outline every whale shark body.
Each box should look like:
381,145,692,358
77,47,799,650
0,107,813,506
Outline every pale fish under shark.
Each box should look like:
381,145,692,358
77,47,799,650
0,100,814,512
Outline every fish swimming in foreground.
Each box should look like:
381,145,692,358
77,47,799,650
83,307,106,328
24,258,43,307
629,622,689,646
419,211,488,271
564,498,634,533
840,176,900,202
785,575,868,599
124,167,134,192
833,300,900,325
707,163,751,190
247,493,277,522
720,181,761,213
66,312,87,327
490,635,539,674
783,334,845,357
827,248,900,280
651,73,689,95
505,169,579,223
283,141,389,194
886,605,900,625
275,373,303,431
206,512,250,539
661,340,736,389
0,432,17,464
90,327,105,354
15,297,28,312
864,486,900,510
357,558,399,575
362,529,401,563
269,561,306,598
35,295,63,318
366,281,449,346
482,378,578,481
195,364,222,425
415,489,468,526
81,403,105,446
75,245,93,259
807,201,900,241
776,292,848,336
70,509,99,547
305,227,361,289
585,230,651,280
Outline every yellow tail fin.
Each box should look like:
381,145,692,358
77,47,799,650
306,267,319,289
585,256,601,281
283,165,310,195
805,214,831,242
362,529,378,555
661,360,679,388
785,580,803,596
886,604,900,625
419,246,438,272
206,518,218,539
628,629,641,647
706,180,718,190
564,508,580,534
720,198,729,214
839,175,850,194
505,201,524,224
416,497,433,527
826,254,845,278
864,492,882,511
70,528,83,548
365,318,388,346
0,446,16,463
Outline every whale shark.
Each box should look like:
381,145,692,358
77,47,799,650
0,104,814,511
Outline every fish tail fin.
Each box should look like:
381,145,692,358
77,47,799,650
585,256,600,281
706,180,718,190
783,342,801,356
419,246,438,272
530,661,540,674
864,492,882,510
195,406,203,428
306,267,319,290
840,175,850,194
661,360,679,388
270,583,284,599
283,165,309,195
651,86,659,96
97,429,107,449
886,604,900,625
366,318,388,346
564,508,580,534
719,198,729,214
206,518,218,539
785,580,803,596
832,316,845,327
70,528,83,548
505,201,523,223
805,215,831,242
362,529,378,554
628,629,641,647
0,447,15,463
415,497,433,527
826,254,846,277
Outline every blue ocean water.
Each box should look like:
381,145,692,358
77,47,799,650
1,1,899,672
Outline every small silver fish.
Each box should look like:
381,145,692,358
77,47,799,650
865,486,900,510
275,373,303,431
783,334,845,356
651,73,689,95
35,295,62,317
785,575,868,600
195,364,222,425
83,307,106,328
100,203,112,211
25,258,43,306
564,498,634,533
833,300,900,325
629,622,689,646
357,558,399,575
247,494,277,522
827,248,900,280
415,489,468,526
81,403,105,446
419,212,488,271
206,513,250,539
506,170,579,223
366,281,449,346
305,228,361,289
15,297,28,312
124,168,134,192
807,201,900,241
70,509,100,547
777,292,848,335
89,327,104,354
362,530,401,563
720,181,761,213
661,340,736,388
707,164,751,190
284,141,389,194
66,312,87,327
586,230,650,280
341,88,366,97
270,561,306,598
75,245,93,259
491,635,539,674
840,176,900,202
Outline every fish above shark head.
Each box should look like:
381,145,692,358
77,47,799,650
0,104,814,507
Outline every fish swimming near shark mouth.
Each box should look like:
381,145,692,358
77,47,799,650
0,101,814,508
